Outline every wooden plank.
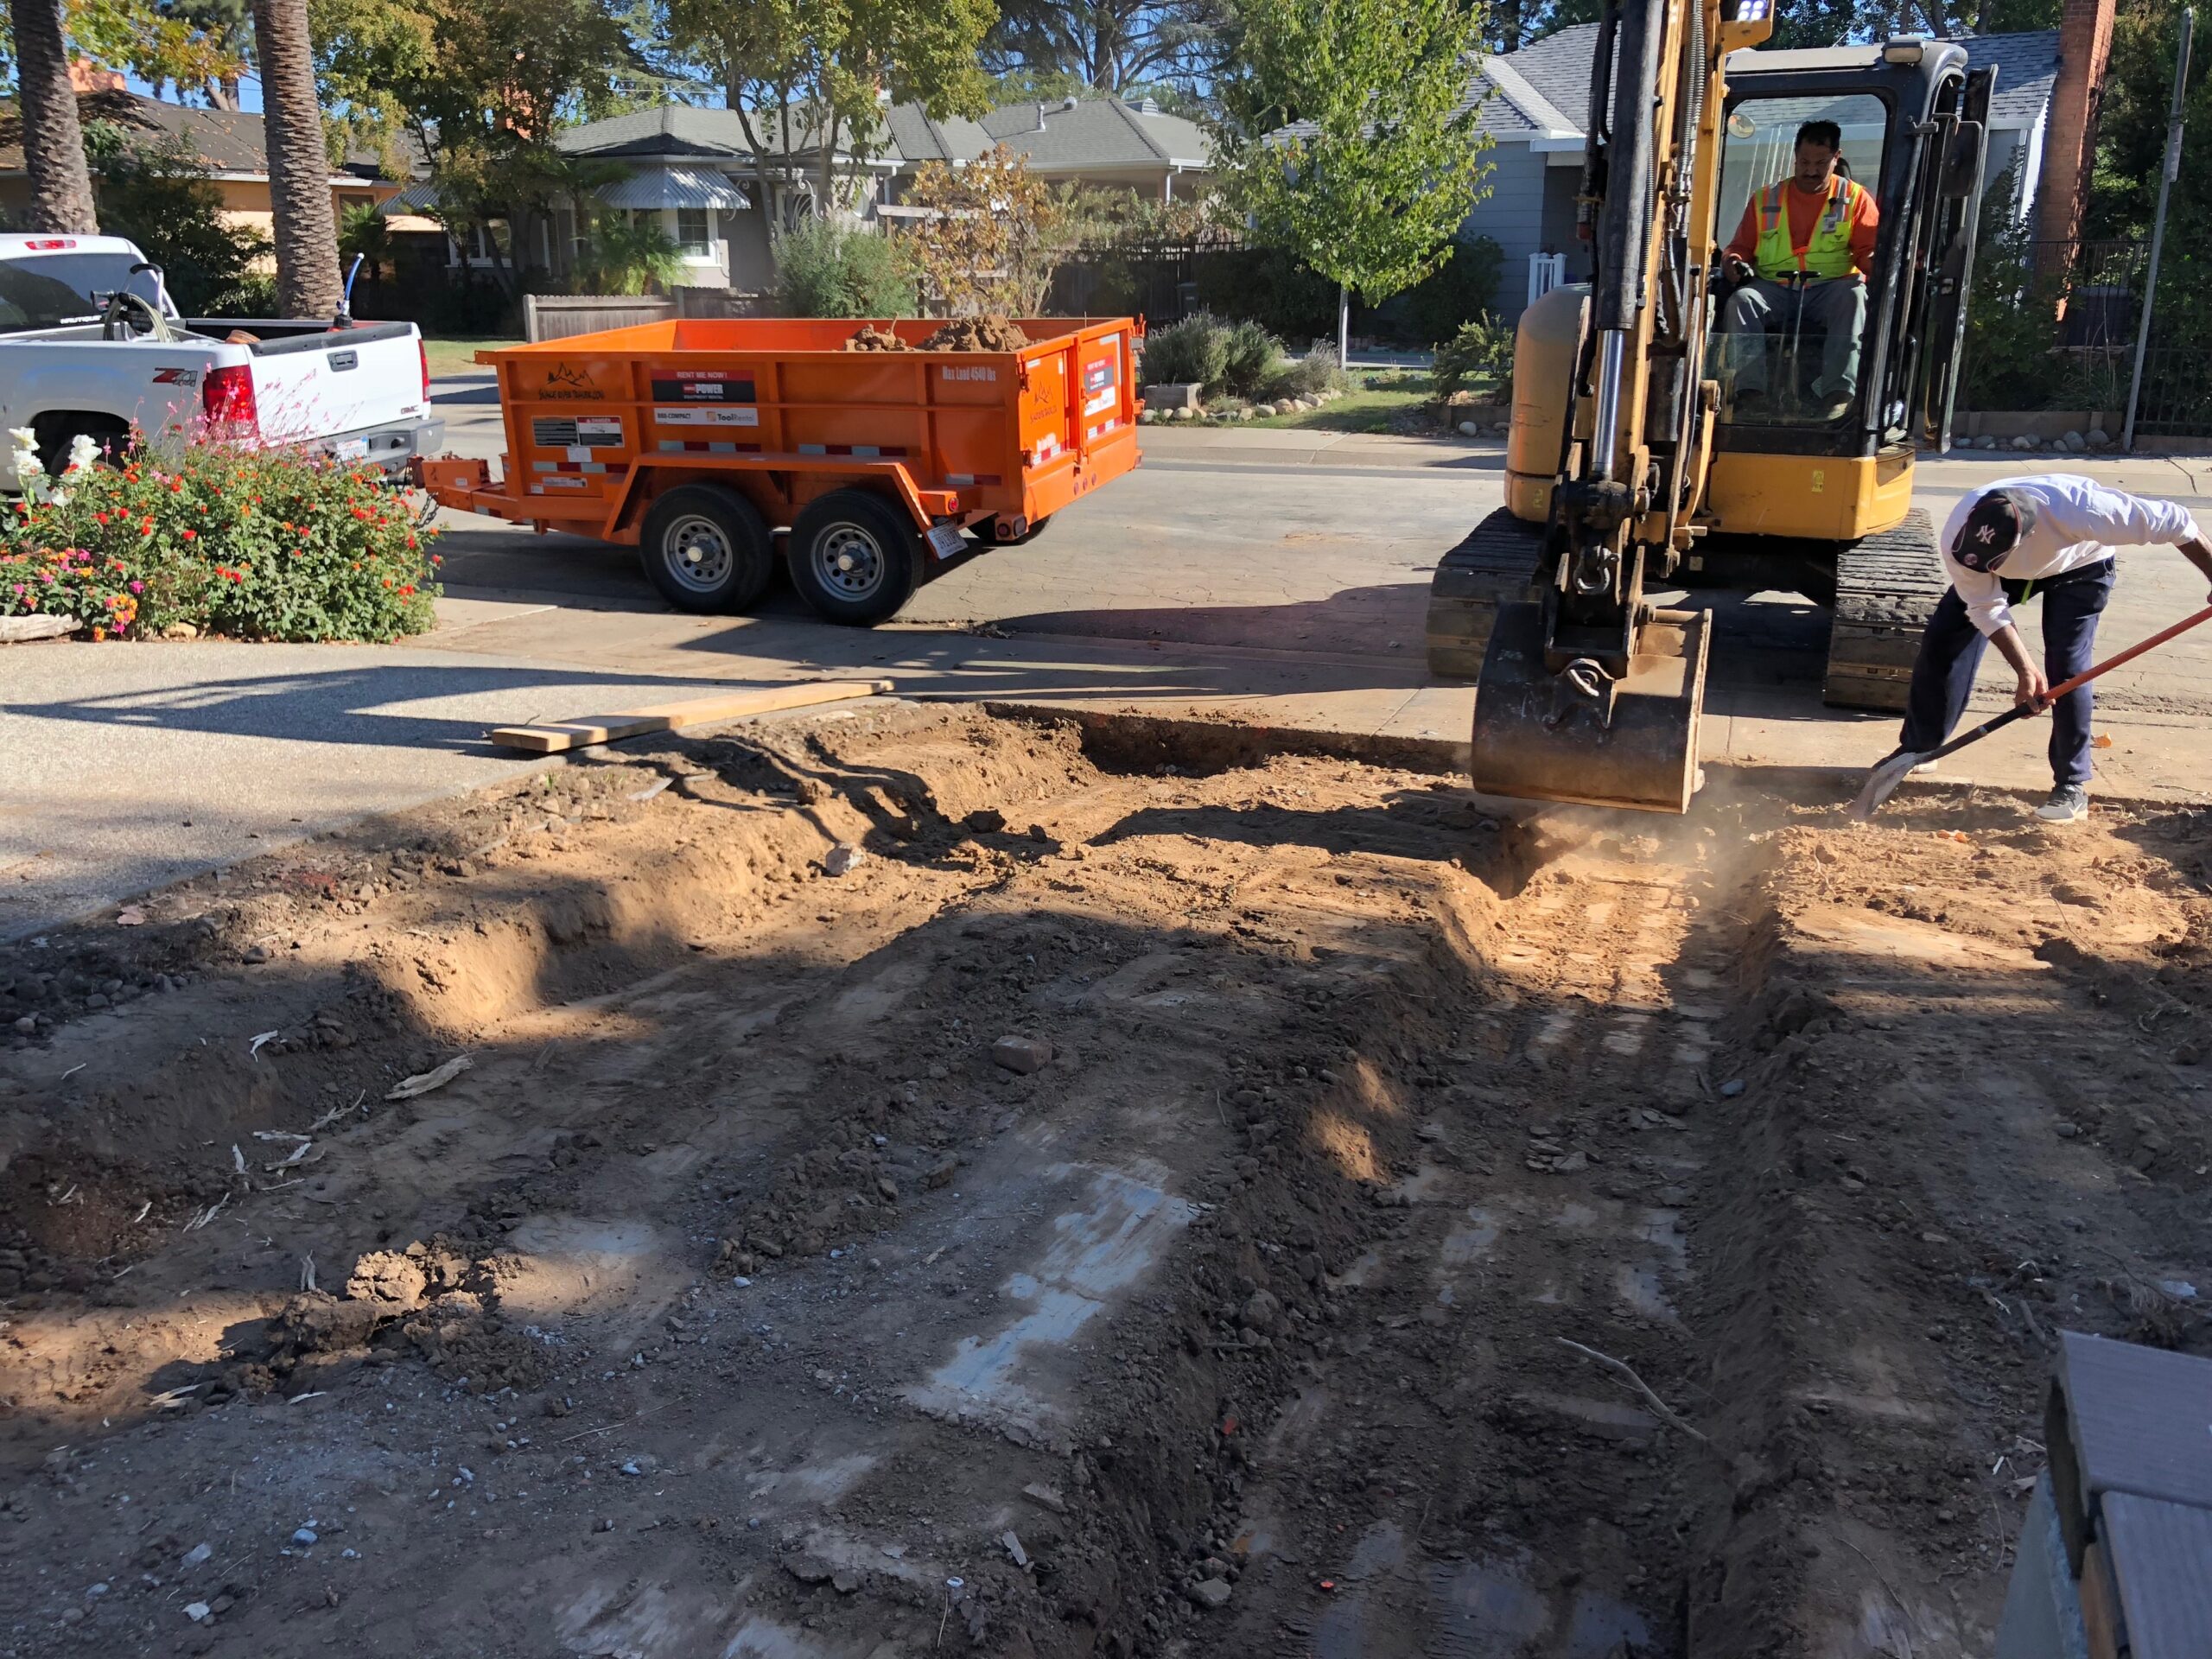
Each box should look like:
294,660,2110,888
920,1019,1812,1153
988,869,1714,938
490,679,893,755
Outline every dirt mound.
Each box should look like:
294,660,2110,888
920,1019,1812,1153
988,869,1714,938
842,323,909,353
5,709,2212,1656
921,314,1030,352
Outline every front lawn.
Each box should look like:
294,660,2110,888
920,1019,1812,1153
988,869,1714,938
421,335,524,378
1242,386,1435,434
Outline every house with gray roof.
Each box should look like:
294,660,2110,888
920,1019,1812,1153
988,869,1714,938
505,92,1215,294
1464,24,2061,320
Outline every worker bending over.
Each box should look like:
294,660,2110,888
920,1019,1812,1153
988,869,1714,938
1891,474,2212,823
1720,119,1878,422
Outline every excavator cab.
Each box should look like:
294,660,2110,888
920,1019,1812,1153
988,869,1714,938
1435,3,1994,813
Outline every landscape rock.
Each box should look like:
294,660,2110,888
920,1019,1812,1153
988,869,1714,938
992,1034,1052,1074
2087,426,2113,449
1188,1578,1233,1610
1458,421,1480,436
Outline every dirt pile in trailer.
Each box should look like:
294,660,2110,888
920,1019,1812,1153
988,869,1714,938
844,325,911,353
3,704,2209,1658
921,316,1031,353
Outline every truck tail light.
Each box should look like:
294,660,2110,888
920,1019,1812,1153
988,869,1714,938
419,339,432,405
22,238,76,250
202,363,258,434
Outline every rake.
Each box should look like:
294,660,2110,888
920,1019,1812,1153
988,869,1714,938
1849,602,2212,819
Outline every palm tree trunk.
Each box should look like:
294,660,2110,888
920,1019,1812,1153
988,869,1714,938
10,0,99,233
251,0,342,316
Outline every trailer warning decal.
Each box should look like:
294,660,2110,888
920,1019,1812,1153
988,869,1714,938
652,406,761,428
531,416,624,450
649,370,757,404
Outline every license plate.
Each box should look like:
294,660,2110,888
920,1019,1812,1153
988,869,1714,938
334,438,369,461
926,524,968,560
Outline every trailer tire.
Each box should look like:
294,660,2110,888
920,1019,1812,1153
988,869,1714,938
788,489,921,626
640,485,773,613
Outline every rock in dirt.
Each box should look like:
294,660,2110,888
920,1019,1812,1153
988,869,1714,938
993,1034,1052,1074
1719,1078,1747,1098
346,1251,428,1307
1187,1578,1233,1610
920,315,1030,353
784,1551,836,1586
1239,1289,1282,1333
844,324,909,353
1021,1482,1068,1514
184,1603,212,1623
181,1542,212,1569
823,843,868,876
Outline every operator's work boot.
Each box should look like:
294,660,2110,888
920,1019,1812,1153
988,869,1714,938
2036,785,2089,823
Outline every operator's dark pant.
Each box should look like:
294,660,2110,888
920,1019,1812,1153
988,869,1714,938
1897,559,2115,788
1721,276,1866,399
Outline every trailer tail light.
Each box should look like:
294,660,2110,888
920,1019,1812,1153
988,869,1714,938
419,339,431,405
202,363,258,434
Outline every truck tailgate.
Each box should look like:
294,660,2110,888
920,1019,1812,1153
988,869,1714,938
249,321,425,440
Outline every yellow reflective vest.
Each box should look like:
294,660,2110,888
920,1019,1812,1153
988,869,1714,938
1752,175,1866,279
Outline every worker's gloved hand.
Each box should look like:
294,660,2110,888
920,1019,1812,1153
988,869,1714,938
1725,255,1754,281
2017,662,2052,710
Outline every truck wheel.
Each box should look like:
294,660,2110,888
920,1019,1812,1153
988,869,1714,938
31,415,130,478
788,489,921,626
639,485,772,613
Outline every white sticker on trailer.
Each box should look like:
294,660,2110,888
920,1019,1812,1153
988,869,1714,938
576,417,624,444
653,405,760,427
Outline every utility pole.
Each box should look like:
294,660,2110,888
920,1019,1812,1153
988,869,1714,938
2126,6,2193,452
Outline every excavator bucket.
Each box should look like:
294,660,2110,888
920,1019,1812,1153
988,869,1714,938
1466,603,1711,813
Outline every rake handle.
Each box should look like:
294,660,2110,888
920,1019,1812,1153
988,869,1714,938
1920,601,2212,766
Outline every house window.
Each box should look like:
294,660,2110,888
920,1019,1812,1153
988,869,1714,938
677,208,714,257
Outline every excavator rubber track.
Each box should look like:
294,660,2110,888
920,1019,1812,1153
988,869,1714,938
1426,507,1548,681
1824,507,1946,712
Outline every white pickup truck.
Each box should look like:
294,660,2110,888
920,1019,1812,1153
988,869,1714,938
0,232,442,491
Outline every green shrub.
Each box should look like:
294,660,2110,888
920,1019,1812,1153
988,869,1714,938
1402,236,1505,346
775,219,918,318
1140,315,1231,389
1266,343,1351,399
573,216,684,296
1433,315,1516,401
1,439,440,642
92,135,271,317
1219,319,1283,397
1192,248,1337,340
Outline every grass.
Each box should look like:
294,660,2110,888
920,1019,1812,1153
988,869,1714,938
421,335,524,378
1239,386,1433,434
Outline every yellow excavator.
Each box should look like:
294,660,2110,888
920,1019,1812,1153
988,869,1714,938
1427,0,1995,810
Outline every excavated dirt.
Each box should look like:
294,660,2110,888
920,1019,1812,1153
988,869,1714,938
844,326,911,354
2,704,2209,1658
920,317,1032,354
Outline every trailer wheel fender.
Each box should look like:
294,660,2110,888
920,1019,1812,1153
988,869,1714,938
639,483,773,614
787,487,922,626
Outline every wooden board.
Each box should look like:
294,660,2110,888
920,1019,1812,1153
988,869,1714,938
490,679,893,754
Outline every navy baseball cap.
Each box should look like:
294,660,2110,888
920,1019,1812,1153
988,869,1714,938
1951,490,2031,572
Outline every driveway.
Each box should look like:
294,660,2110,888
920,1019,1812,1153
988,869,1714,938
8,405,2212,937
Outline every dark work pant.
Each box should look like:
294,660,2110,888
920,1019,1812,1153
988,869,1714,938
1897,560,2115,788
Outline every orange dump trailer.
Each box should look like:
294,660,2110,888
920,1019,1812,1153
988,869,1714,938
416,316,1143,624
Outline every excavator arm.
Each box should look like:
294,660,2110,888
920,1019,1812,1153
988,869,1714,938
1466,0,1774,812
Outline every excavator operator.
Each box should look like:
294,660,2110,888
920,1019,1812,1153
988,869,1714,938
1719,118,1880,421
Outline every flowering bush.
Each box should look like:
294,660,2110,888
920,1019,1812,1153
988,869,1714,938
1,432,440,643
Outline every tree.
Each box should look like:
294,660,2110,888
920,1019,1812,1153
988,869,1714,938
158,0,251,105
10,0,99,231
313,0,645,296
1213,0,1491,359
659,0,994,223
900,143,1070,315
93,133,272,311
252,0,341,315
982,0,1230,97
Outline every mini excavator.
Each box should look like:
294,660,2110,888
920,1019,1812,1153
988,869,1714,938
1427,0,1995,810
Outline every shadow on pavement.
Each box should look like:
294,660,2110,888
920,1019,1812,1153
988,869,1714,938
6,664,743,753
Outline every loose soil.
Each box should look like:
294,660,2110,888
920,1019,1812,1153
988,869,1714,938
3,704,2209,1658
844,327,910,354
920,317,1032,354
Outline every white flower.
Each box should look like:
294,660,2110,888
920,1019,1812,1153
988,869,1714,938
66,434,100,474
7,427,37,454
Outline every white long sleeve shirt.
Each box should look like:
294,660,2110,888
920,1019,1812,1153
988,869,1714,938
1940,475,2203,636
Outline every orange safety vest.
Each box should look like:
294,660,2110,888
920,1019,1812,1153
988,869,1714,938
1752,175,1865,280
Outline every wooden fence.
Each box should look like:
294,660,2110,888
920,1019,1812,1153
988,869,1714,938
521,289,767,342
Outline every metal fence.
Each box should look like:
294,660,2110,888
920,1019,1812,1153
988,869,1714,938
1991,238,2212,439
